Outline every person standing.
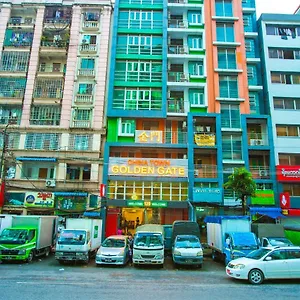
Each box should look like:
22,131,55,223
135,217,140,228
128,233,134,266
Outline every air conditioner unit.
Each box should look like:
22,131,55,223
24,18,33,24
259,170,268,177
194,170,199,176
45,179,56,187
254,139,264,145
179,21,185,28
179,47,187,54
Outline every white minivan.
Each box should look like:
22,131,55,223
226,246,300,284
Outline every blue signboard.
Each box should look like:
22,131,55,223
192,188,222,204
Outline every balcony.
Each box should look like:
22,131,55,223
115,71,162,83
33,79,64,100
168,72,190,82
8,17,35,28
40,40,68,56
77,69,95,77
79,44,97,54
116,44,163,56
74,94,94,104
194,165,217,178
135,130,187,144
44,18,71,29
249,166,271,179
168,45,189,55
194,133,216,147
71,120,91,128
168,19,188,29
112,98,162,111
221,118,241,129
0,116,21,125
82,21,100,31
37,66,65,78
167,98,185,113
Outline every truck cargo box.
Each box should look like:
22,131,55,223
251,223,285,239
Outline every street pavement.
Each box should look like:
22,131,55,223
0,255,300,300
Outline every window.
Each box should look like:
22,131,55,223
0,77,26,98
219,75,238,98
66,164,91,180
0,51,29,72
222,134,242,160
189,89,204,106
119,119,135,136
279,154,300,165
33,79,63,99
30,105,61,126
25,133,60,150
215,0,233,17
21,163,56,179
282,184,300,196
190,12,202,24
221,104,240,128
216,23,234,42
188,61,203,76
274,98,300,110
276,125,300,137
80,58,95,69
82,35,97,44
69,134,93,151
188,36,202,49
78,83,93,95
249,93,259,114
218,48,236,69
271,72,300,85
268,48,300,60
266,25,298,37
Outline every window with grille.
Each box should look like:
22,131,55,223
0,52,29,72
25,133,60,150
30,105,61,126
73,109,91,121
69,134,93,151
0,105,22,125
66,164,91,180
0,132,20,149
0,78,26,98
78,83,94,94
33,79,64,99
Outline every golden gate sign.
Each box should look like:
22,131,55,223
108,158,188,177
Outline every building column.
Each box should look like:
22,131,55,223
60,5,81,128
0,4,11,58
93,6,112,130
20,6,45,127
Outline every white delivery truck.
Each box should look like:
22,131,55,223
0,215,58,262
133,224,164,266
55,218,102,264
205,216,259,265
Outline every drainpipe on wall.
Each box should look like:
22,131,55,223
187,200,196,222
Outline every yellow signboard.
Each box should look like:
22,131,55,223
194,134,215,146
135,130,163,144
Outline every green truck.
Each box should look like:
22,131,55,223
284,226,300,246
0,216,58,263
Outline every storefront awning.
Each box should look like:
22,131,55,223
83,211,101,218
55,192,88,197
249,207,285,219
16,157,57,162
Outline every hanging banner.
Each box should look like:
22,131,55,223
194,134,215,146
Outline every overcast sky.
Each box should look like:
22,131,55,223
256,0,299,17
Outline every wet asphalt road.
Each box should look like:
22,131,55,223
0,255,300,300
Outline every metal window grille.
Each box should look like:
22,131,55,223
0,78,26,98
0,105,22,125
25,133,60,150
69,134,93,151
0,132,20,149
0,52,29,72
33,79,63,99
30,105,61,126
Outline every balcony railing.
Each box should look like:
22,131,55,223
44,18,71,25
30,118,60,126
118,19,162,30
82,21,100,30
0,89,25,98
113,99,162,110
116,45,163,56
0,116,21,125
249,166,271,179
115,70,162,82
169,0,187,3
75,94,94,104
168,19,188,29
71,120,91,128
221,117,241,129
242,0,255,8
194,164,218,178
168,72,190,82
41,41,68,48
38,66,65,74
219,87,239,99
167,98,185,113
79,44,97,53
218,61,237,69
77,69,95,77
168,45,189,55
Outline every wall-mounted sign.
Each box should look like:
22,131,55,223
109,158,188,177
192,188,222,203
135,130,163,144
56,195,87,211
127,200,168,208
276,165,300,182
251,190,275,205
279,192,290,209
194,134,215,146
25,192,54,208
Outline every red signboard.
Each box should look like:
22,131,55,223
276,165,300,182
285,209,300,217
279,192,291,209
99,184,106,198
0,181,5,208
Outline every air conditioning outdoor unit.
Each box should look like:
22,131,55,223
254,139,264,145
259,170,268,177
194,170,199,176
45,179,56,187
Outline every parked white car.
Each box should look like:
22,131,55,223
226,246,300,284
96,235,129,266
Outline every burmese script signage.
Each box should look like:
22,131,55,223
109,158,188,177
194,134,215,146
25,192,54,208
135,130,163,144
276,165,300,182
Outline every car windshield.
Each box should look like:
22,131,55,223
102,238,125,248
57,230,86,245
268,238,293,246
175,236,201,249
0,229,28,244
134,233,163,247
246,248,271,260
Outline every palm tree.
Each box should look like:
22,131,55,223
224,167,256,215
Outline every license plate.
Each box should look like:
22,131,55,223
5,256,13,260
105,259,112,262
186,259,193,263
145,260,151,263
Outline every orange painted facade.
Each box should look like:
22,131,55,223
205,0,250,114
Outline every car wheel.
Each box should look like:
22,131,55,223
198,264,202,269
27,251,34,263
248,269,264,285
212,251,217,261
45,247,50,257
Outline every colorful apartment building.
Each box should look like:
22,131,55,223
103,0,278,236
0,0,113,217
258,13,300,223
